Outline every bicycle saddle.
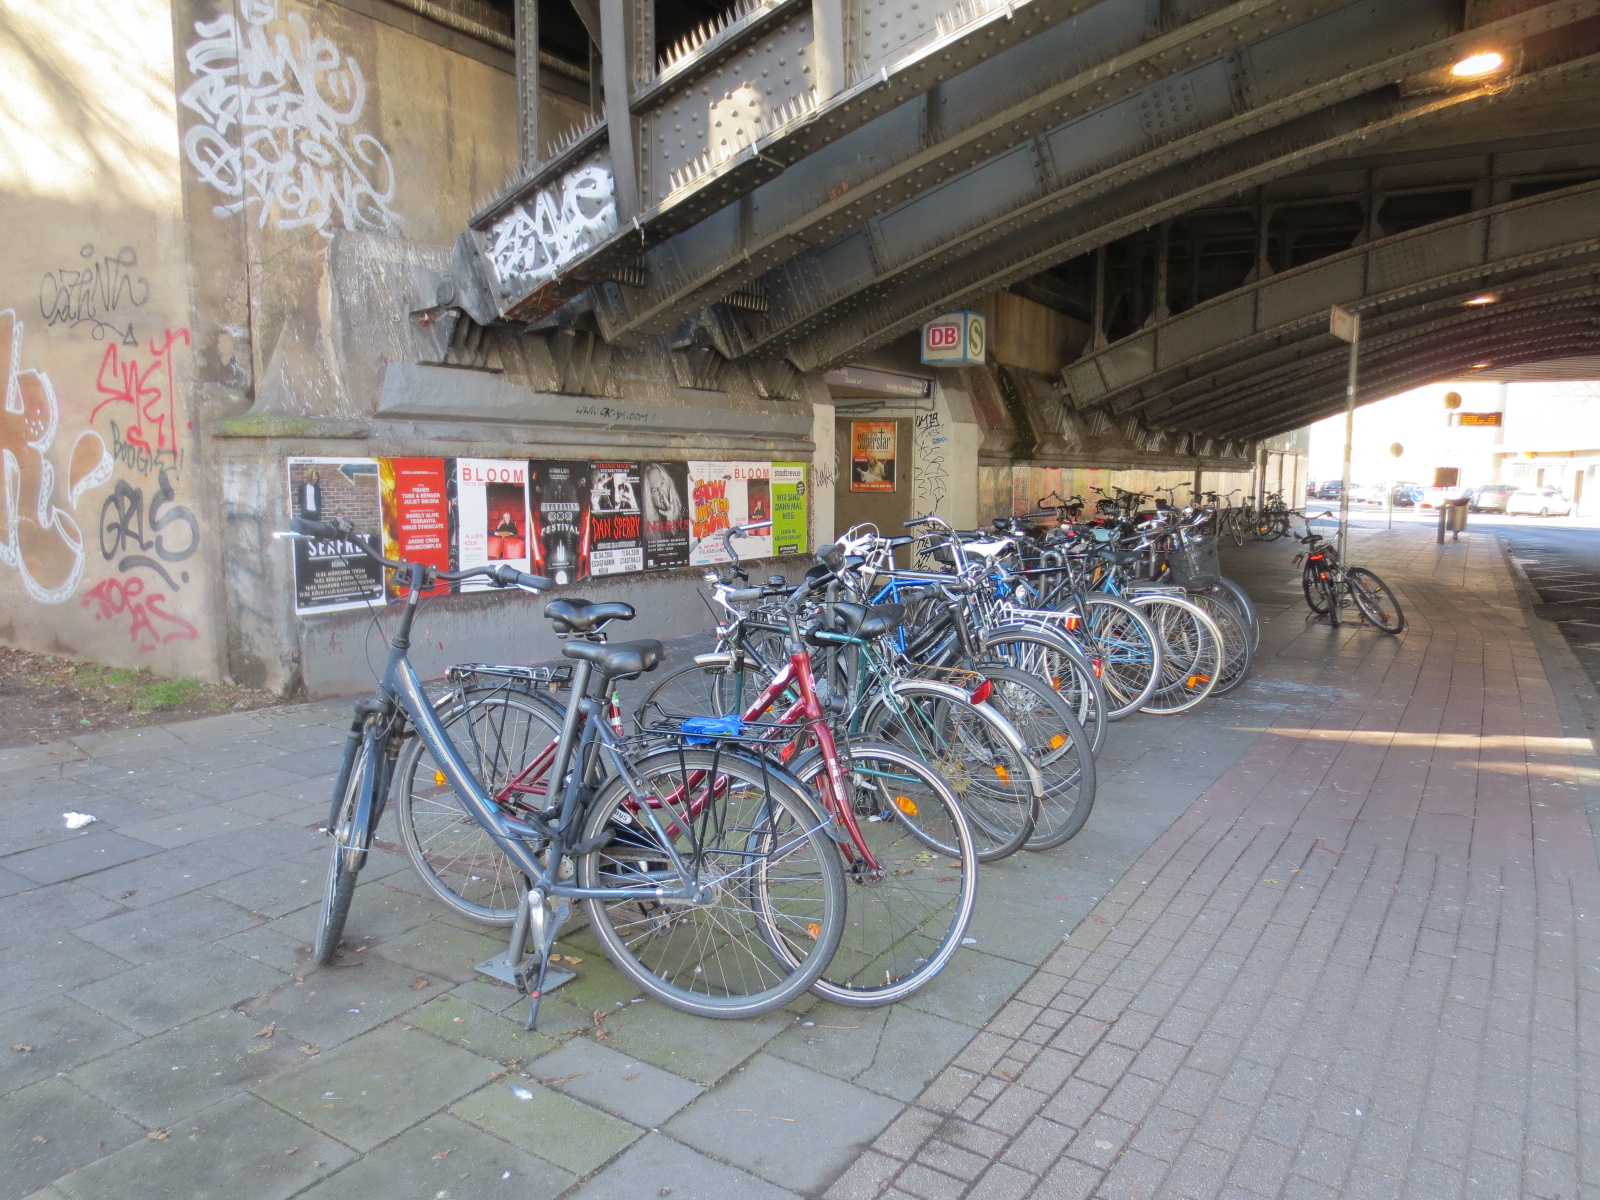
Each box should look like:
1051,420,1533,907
1099,548,1142,568
827,601,905,641
562,638,664,679
544,598,635,634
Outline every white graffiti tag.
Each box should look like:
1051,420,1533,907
179,1,398,236
486,163,617,291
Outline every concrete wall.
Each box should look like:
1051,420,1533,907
0,0,222,674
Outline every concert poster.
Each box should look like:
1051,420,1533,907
529,460,591,586
850,420,897,492
379,457,452,597
587,461,644,577
454,458,533,592
688,461,772,566
641,461,689,570
286,456,384,614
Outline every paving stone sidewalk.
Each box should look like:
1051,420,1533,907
830,522,1600,1200
3,519,1594,1199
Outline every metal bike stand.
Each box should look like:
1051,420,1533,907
474,896,577,992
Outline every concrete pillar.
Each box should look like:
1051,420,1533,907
811,400,837,545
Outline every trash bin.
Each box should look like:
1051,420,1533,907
1444,496,1469,540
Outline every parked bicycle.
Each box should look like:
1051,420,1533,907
1294,513,1406,633
281,516,848,1029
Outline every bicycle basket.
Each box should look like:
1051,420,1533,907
1164,532,1221,590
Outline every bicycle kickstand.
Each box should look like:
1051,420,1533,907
513,886,571,1031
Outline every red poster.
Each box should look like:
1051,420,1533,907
380,458,452,596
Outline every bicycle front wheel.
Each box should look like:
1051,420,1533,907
861,680,1039,861
314,732,377,966
1132,595,1223,714
1189,591,1254,695
1076,595,1161,718
395,685,562,926
1348,567,1405,633
977,665,1097,850
786,741,978,1007
576,746,845,1018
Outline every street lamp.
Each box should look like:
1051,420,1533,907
1451,51,1506,78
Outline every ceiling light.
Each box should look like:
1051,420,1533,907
1469,362,1492,370
1451,51,1506,78
1464,293,1498,306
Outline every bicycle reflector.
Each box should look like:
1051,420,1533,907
434,770,447,787
994,765,1011,783
894,794,919,816
969,679,993,704
1049,732,1068,749
1065,613,1081,631
1187,674,1212,688
1091,657,1104,679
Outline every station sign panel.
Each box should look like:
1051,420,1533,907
1457,412,1502,427
921,311,986,364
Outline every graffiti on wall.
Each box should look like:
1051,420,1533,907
0,312,113,603
485,162,617,292
913,409,949,513
179,0,399,236
91,328,192,468
38,245,150,346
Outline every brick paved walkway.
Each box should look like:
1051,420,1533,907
829,523,1600,1200
3,519,1596,1199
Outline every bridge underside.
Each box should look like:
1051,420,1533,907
440,0,1600,458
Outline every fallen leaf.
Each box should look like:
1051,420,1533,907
593,1028,612,1042
283,1147,298,1156
147,1128,171,1141
543,1071,589,1086
298,1044,322,1056
32,1135,48,1144
252,1025,276,1039
410,977,431,990
563,955,583,964
431,1148,454,1162
119,890,137,899
10,1044,32,1053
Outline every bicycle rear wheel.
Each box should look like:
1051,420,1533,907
1075,595,1161,718
786,741,978,1007
1348,567,1405,633
977,629,1108,757
1189,591,1254,695
577,746,845,1018
395,685,562,926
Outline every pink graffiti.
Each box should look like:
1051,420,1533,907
90,327,191,455
81,576,199,650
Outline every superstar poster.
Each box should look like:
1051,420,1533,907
379,457,451,597
771,462,808,556
287,456,384,614
641,461,690,570
529,460,590,586
454,458,532,592
587,461,644,577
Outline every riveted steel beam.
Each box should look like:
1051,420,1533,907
1077,179,1600,419
780,40,1600,369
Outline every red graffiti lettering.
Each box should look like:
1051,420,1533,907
91,327,191,454
81,576,199,650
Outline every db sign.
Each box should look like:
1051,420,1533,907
921,311,986,365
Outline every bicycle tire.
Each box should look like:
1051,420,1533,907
576,745,846,1018
1075,595,1162,718
1189,591,1254,695
784,741,978,1006
1131,595,1223,714
634,656,780,730
394,685,563,926
314,732,376,966
860,679,1038,861
977,665,1097,850
1302,563,1332,615
1348,567,1406,634
1323,573,1343,627
1210,578,1260,652
976,628,1108,757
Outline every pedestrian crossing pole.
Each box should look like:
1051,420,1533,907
1330,306,1361,562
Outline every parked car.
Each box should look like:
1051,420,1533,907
1418,485,1469,510
1469,484,1519,513
1505,486,1573,517
1390,484,1422,507
1311,480,1345,500
1350,484,1389,505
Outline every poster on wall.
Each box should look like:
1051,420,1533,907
641,461,690,570
287,457,384,614
379,458,452,597
850,421,897,492
529,460,590,586
587,461,644,576
687,461,772,565
771,463,808,556
454,458,532,592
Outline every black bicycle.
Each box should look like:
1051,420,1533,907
1294,517,1405,634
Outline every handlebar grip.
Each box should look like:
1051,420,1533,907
725,586,766,602
489,564,552,591
292,516,355,540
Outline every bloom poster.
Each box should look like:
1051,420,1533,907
455,458,532,592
